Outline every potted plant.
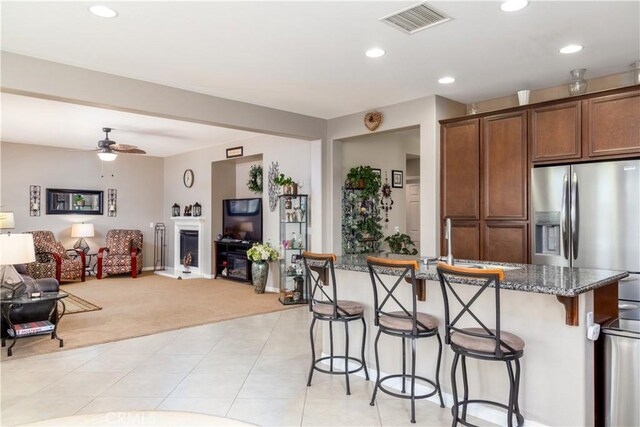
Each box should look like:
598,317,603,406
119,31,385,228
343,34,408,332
346,166,381,199
246,243,279,293
274,173,298,195
73,194,85,207
384,232,418,255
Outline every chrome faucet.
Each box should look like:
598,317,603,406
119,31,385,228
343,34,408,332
445,218,454,265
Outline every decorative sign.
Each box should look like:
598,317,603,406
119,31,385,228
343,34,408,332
364,111,383,131
226,146,244,158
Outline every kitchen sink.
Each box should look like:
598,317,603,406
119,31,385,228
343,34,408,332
455,262,521,271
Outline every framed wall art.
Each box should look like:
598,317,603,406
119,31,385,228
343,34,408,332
226,146,243,158
392,170,404,188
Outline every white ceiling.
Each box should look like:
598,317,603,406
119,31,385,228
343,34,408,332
1,1,638,119
0,93,262,157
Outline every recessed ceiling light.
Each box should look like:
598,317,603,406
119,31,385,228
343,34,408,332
438,76,455,84
560,44,584,54
365,48,385,58
500,0,529,12
89,5,118,18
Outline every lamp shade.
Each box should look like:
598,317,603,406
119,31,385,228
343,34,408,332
71,223,95,238
0,212,15,229
0,233,36,265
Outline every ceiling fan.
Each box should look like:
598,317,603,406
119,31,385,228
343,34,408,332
96,127,146,161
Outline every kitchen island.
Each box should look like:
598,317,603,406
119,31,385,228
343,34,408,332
313,255,627,426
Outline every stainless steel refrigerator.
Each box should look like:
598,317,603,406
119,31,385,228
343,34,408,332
531,159,640,309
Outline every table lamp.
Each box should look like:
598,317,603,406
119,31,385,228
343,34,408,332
0,233,36,299
71,223,94,254
0,212,15,234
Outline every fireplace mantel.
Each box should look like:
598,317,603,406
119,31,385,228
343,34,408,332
156,216,206,279
170,217,206,221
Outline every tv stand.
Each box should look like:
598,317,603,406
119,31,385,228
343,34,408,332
213,240,253,283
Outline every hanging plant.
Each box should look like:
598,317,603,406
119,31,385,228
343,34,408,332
247,165,263,193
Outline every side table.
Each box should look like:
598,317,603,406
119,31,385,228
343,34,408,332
67,250,97,276
1,292,68,357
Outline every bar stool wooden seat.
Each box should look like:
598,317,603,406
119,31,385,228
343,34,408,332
436,263,525,427
367,257,445,424
302,252,369,395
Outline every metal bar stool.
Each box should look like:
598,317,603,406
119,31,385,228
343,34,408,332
436,263,525,427
302,252,369,395
367,257,445,424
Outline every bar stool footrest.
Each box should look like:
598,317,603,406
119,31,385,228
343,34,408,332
313,355,366,375
452,399,524,427
377,374,439,400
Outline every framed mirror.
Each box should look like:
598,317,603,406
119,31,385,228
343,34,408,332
46,188,104,215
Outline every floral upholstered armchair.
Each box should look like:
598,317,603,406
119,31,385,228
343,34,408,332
24,230,86,283
97,229,143,279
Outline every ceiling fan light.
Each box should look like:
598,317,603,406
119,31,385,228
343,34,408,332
98,152,117,161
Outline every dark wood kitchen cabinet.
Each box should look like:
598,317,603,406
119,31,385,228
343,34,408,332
441,119,480,220
441,221,480,261
482,222,528,264
584,90,640,158
530,101,582,162
482,111,528,221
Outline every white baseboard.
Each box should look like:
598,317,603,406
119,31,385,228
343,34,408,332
320,352,548,427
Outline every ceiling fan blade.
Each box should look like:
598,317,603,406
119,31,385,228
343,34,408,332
113,148,147,154
111,143,137,151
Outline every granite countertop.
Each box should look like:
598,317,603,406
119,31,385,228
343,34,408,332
328,254,628,297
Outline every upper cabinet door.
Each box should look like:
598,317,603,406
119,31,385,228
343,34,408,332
482,111,528,221
530,101,582,162
585,90,640,157
441,119,480,220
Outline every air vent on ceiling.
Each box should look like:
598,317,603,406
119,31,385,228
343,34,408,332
380,2,451,35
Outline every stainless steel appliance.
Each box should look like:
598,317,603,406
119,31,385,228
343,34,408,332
531,160,640,308
602,308,640,426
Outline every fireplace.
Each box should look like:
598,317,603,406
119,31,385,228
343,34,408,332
179,230,199,267
166,216,205,278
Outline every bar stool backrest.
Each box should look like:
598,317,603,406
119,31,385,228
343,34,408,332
436,263,512,357
366,257,425,335
302,252,343,318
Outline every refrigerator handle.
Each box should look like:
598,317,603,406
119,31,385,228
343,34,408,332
571,172,579,260
561,174,570,260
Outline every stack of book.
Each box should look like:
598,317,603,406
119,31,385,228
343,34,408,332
7,321,54,337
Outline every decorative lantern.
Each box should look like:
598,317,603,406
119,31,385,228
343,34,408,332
172,203,180,217
193,202,202,217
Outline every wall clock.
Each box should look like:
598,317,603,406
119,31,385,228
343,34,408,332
183,169,194,188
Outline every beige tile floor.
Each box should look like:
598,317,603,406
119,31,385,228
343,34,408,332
1,307,490,426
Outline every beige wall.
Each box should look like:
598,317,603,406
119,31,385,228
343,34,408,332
235,158,263,199
163,134,322,291
325,96,466,256
0,142,164,267
341,128,420,244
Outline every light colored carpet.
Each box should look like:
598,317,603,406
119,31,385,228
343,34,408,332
1,272,290,360
63,292,102,315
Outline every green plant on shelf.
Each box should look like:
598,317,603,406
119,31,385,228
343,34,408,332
384,232,418,255
345,165,381,200
273,173,294,186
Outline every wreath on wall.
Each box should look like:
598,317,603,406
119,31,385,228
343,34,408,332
247,164,263,193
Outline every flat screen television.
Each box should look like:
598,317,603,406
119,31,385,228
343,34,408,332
222,198,263,242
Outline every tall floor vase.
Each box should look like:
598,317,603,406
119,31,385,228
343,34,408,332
251,261,269,294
